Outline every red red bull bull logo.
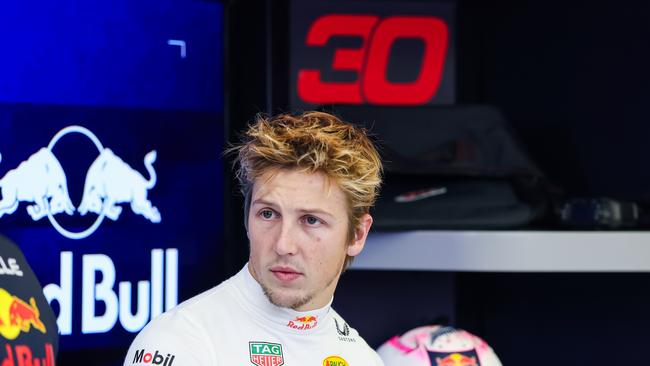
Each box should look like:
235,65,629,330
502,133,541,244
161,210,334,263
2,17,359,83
0,288,46,340
434,353,479,366
1,343,55,366
286,315,317,330
0,125,161,240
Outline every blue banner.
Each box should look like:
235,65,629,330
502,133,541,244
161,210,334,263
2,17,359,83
0,1,223,111
0,0,224,351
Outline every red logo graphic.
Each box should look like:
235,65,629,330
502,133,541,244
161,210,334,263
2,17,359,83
1,343,55,366
297,14,449,106
435,353,479,366
0,288,46,341
287,315,318,330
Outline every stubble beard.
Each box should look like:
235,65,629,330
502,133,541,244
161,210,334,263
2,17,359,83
258,268,342,311
260,282,312,310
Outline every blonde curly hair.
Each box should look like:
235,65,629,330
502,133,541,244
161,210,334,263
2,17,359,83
231,111,383,269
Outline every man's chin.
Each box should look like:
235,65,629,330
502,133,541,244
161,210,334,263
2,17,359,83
261,284,311,310
270,296,305,310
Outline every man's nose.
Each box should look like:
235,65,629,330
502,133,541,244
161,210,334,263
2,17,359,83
273,220,299,256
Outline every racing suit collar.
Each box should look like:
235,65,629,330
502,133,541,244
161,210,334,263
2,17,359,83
236,263,333,334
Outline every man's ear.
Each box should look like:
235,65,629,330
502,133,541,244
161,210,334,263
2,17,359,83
347,213,373,257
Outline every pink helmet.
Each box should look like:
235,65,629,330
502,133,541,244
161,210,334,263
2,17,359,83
377,325,502,366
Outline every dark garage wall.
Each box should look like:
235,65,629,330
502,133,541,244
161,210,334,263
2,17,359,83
226,2,650,365
458,1,650,201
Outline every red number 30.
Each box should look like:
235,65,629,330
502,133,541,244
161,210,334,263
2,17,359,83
297,14,449,106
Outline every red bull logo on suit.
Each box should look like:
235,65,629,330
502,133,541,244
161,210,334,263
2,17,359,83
0,288,47,341
0,291,54,366
286,315,318,330
0,125,161,240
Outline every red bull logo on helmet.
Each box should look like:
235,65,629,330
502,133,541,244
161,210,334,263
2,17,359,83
433,352,479,366
0,288,46,341
0,125,160,240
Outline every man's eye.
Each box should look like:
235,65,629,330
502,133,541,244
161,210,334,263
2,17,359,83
304,216,320,225
260,210,274,219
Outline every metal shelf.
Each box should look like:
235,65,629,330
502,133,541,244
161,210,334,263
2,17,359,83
351,231,650,272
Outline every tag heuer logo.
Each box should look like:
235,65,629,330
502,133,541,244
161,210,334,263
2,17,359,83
249,342,284,366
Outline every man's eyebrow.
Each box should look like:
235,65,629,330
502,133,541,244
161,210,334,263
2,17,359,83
251,199,277,208
297,208,335,219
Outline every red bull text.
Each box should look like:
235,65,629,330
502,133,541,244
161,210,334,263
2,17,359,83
1,343,55,366
43,249,178,335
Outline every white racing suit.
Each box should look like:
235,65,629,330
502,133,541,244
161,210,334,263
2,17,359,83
124,264,384,366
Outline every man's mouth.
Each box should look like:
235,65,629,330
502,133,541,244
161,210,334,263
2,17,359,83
270,266,302,282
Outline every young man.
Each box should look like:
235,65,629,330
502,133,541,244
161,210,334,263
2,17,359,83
124,111,384,365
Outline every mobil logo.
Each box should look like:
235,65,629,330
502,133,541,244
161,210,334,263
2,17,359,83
0,125,161,239
133,349,176,366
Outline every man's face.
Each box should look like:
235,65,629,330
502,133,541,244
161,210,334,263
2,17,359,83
247,168,370,311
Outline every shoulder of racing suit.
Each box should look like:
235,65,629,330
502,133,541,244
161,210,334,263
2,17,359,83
123,283,228,366
329,310,386,366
